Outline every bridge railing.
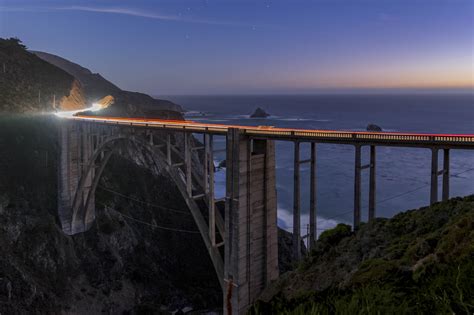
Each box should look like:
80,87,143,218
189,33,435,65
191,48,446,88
71,115,474,146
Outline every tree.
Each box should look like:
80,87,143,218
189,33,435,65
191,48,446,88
0,37,27,49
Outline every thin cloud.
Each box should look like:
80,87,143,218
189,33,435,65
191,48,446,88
1,5,273,28
56,6,185,22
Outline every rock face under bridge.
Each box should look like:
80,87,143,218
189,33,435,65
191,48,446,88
0,115,223,313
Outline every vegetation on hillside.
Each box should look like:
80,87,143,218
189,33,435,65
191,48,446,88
252,197,474,314
0,38,78,112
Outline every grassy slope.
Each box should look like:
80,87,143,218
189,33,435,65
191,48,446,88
252,196,474,314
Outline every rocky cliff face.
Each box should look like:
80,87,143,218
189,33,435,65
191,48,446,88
59,79,88,111
0,38,87,112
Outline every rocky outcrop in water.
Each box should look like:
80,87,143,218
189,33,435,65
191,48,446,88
366,124,382,132
250,107,270,118
218,160,226,169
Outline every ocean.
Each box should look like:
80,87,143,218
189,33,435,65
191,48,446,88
165,94,474,236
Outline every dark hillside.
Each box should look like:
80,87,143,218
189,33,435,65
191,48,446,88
33,51,183,116
0,115,221,313
252,196,474,314
0,38,86,112
31,50,121,98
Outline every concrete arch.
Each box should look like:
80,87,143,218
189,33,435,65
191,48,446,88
70,134,225,289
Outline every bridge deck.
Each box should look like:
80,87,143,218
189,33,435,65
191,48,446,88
72,115,474,149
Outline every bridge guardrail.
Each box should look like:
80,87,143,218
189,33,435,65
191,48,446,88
69,115,474,147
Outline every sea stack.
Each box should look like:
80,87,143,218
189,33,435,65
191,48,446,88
367,124,382,132
250,107,270,118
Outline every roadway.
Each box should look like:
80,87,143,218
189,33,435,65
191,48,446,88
69,114,474,149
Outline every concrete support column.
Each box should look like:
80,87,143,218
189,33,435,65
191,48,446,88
368,145,376,221
293,141,301,260
224,129,278,315
58,121,95,235
81,123,95,232
203,134,209,194
166,134,172,165
206,134,216,246
442,149,450,201
309,142,317,250
354,145,362,230
430,148,439,205
58,122,73,234
149,131,153,145
184,132,192,196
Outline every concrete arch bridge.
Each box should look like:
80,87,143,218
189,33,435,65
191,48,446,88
58,115,474,314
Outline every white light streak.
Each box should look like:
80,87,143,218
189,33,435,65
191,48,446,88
54,103,103,118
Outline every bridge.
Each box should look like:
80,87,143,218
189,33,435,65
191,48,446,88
57,114,474,314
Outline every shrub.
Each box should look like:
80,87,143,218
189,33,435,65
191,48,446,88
318,223,352,246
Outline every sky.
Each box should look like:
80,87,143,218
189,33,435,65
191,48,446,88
0,0,473,95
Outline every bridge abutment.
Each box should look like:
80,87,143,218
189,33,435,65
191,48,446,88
224,129,279,314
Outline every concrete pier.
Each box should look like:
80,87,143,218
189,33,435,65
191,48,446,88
309,142,317,250
430,147,451,205
224,129,278,315
369,145,376,221
292,141,301,261
430,148,439,205
353,145,362,229
442,149,450,201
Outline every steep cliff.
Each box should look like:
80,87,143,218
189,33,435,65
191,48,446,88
59,79,88,111
0,38,87,112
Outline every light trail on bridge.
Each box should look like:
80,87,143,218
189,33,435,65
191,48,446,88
61,113,474,148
